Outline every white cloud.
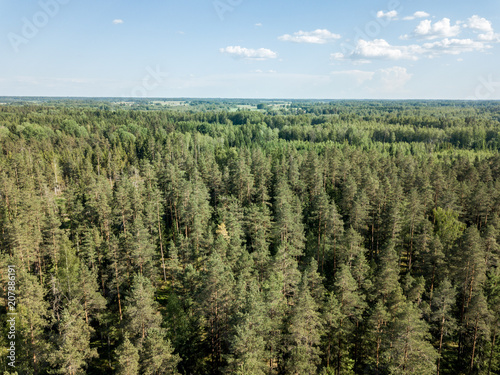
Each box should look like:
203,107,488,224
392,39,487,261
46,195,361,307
220,46,278,60
378,66,412,90
278,29,341,44
330,66,412,92
412,18,461,39
253,69,276,74
422,38,490,55
255,23,263,27
401,15,500,43
350,39,421,60
414,11,430,18
333,36,490,63
331,70,375,84
330,52,371,65
377,10,398,19
331,52,346,60
466,15,493,32
403,11,430,21
478,31,500,41
112,19,124,25
465,16,500,41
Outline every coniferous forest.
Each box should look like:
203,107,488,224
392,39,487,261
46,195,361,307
1,99,500,375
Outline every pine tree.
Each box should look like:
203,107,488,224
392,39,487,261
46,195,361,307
160,162,188,238
365,301,390,373
287,273,323,375
433,207,465,258
301,150,323,199
199,250,236,373
124,274,162,345
483,217,500,271
374,240,401,304
54,236,105,323
16,271,51,374
379,177,404,249
464,292,492,374
401,273,425,305
272,177,305,299
418,228,445,308
340,175,358,222
244,203,272,282
141,327,181,375
217,196,246,270
431,278,457,375
339,228,371,291
308,187,344,275
486,267,500,375
85,174,114,290
181,170,212,266
228,280,268,375
5,170,44,276
50,300,98,375
129,214,157,278
228,151,254,205
263,269,287,374
250,148,271,205
456,227,487,337
115,335,140,375
402,189,425,272
334,264,366,374
385,301,438,375
108,234,126,321
322,292,343,371
349,190,371,236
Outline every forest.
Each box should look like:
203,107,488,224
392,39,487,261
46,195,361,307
0,99,499,374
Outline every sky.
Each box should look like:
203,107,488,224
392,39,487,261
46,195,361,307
1,0,500,99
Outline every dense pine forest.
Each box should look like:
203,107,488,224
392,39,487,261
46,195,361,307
1,99,500,375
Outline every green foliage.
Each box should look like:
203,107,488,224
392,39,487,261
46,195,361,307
124,274,162,345
141,328,180,375
287,273,323,375
49,300,98,375
0,100,500,374
433,207,466,253
385,301,439,375
115,336,140,375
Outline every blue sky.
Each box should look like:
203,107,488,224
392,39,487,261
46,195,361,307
1,0,499,99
